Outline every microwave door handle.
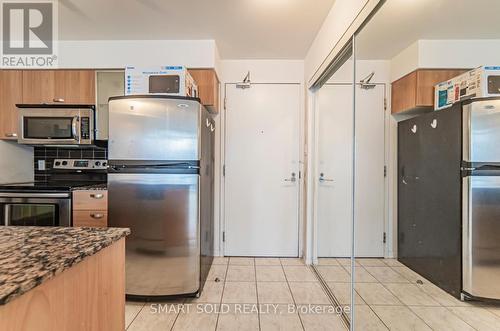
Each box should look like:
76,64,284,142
4,205,10,226
72,116,79,141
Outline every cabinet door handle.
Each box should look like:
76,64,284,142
90,193,104,199
90,213,104,219
4,133,17,138
53,98,65,103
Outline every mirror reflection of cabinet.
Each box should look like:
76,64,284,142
391,69,468,114
188,69,220,114
95,70,125,140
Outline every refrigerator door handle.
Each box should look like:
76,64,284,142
462,175,472,295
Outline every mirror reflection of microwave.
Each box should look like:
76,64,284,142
435,66,500,110
125,66,198,97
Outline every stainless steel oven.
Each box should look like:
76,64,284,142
0,192,71,226
16,105,95,145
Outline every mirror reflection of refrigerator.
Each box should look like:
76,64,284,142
398,97,500,301
462,98,500,301
107,95,214,298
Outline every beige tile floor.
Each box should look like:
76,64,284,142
318,257,500,330
125,257,347,330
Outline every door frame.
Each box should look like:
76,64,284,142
220,82,305,257
310,82,389,263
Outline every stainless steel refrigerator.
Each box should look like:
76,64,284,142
107,95,214,298
462,97,500,301
398,97,500,301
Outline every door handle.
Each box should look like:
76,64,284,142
319,173,334,182
90,193,104,199
53,98,65,103
284,172,297,183
4,133,17,138
71,116,79,141
90,213,104,219
4,205,10,226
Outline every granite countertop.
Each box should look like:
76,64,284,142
0,227,130,305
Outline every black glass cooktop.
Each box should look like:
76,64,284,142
0,181,106,192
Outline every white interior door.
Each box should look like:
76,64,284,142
317,84,385,258
224,83,300,257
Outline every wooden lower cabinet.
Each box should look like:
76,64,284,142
73,190,108,210
73,210,108,228
72,190,108,227
0,239,125,331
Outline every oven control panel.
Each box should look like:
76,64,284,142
53,159,108,170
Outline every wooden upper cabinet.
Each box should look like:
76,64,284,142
0,70,23,139
188,69,220,114
22,69,95,104
391,69,468,114
54,70,95,104
22,70,55,104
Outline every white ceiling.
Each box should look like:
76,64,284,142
58,0,335,59
356,0,500,60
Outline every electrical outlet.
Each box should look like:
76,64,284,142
38,160,46,171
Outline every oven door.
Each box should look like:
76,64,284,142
17,108,94,145
0,193,71,226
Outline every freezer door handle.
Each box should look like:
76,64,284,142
462,176,472,294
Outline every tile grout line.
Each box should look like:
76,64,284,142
311,264,350,330
168,299,184,331
281,259,306,331
443,306,481,331
361,259,463,330
357,262,406,330
252,258,261,331
214,257,230,331
125,302,146,331
361,261,435,329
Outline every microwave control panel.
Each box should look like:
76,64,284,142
81,117,90,139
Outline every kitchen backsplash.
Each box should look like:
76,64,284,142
34,146,107,182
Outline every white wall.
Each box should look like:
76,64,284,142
216,60,305,257
390,39,500,81
327,59,391,83
0,141,33,183
220,60,304,83
418,39,500,69
57,40,219,71
390,41,420,82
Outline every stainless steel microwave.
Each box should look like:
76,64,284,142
16,104,95,145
